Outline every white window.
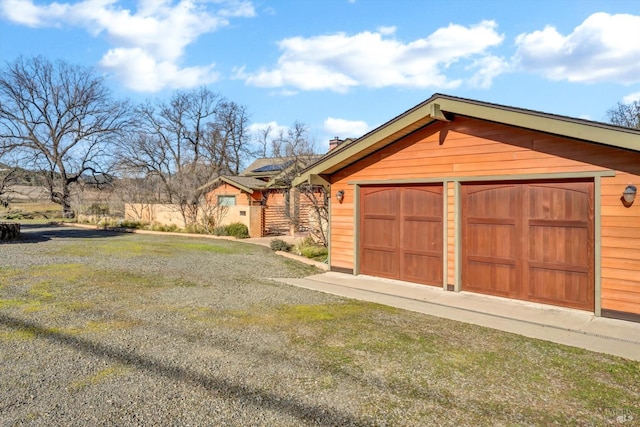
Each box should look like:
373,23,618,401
218,195,236,206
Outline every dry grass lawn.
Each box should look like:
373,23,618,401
0,225,638,426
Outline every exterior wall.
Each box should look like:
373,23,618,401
263,190,289,235
329,116,640,316
124,202,262,237
206,182,256,206
601,172,640,316
125,203,186,228
205,183,264,237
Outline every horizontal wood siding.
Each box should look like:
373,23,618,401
601,172,640,314
329,116,640,315
263,191,288,235
206,183,251,206
329,184,354,270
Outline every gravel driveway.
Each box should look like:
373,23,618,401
3,225,639,427
0,224,368,426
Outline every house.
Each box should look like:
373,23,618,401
293,93,640,323
204,157,326,238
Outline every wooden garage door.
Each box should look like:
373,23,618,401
462,180,594,310
359,185,443,286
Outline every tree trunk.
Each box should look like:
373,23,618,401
52,184,75,219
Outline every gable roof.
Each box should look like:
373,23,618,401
292,93,640,186
241,157,296,178
199,175,267,194
201,155,325,193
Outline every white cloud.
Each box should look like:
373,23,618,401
377,25,396,36
623,92,640,104
0,0,68,26
467,55,510,89
0,0,255,92
514,12,640,84
248,121,289,139
238,20,506,92
323,117,369,138
100,47,219,92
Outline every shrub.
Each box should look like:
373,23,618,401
85,203,109,216
150,222,179,232
298,245,328,261
118,219,147,229
213,226,228,236
183,224,207,234
270,238,292,252
225,222,249,239
295,238,328,261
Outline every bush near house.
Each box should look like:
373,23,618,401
213,222,250,239
225,222,249,239
270,238,292,252
295,237,328,262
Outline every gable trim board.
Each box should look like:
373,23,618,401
294,94,640,322
293,94,640,187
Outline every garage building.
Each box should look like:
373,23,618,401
294,94,640,322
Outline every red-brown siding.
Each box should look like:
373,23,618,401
329,117,640,315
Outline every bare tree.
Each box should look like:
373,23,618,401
0,165,16,208
259,121,327,244
607,101,640,129
117,87,251,228
207,101,251,175
253,124,273,158
0,56,130,217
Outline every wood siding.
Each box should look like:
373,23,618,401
206,183,253,206
329,116,640,315
359,185,443,286
263,191,288,235
461,180,594,310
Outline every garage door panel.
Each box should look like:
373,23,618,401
359,185,443,286
362,188,399,215
529,226,589,266
403,253,442,285
463,180,594,311
404,187,442,216
362,248,399,278
465,262,516,297
466,223,516,259
529,183,590,221
465,185,519,219
403,220,442,251
529,268,592,309
362,218,398,248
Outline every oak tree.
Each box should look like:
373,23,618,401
0,56,130,217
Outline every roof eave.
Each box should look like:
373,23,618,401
292,94,640,186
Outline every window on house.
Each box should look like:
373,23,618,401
218,195,236,206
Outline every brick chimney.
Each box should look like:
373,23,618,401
329,137,343,151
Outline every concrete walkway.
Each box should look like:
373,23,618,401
275,272,640,361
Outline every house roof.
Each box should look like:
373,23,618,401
199,175,267,194
241,157,296,178
292,93,640,186
200,155,325,193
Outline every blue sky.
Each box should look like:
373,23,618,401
1,0,639,152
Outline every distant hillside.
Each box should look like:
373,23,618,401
0,163,51,186
1,163,114,187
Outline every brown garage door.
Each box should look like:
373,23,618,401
359,185,443,286
462,180,594,310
